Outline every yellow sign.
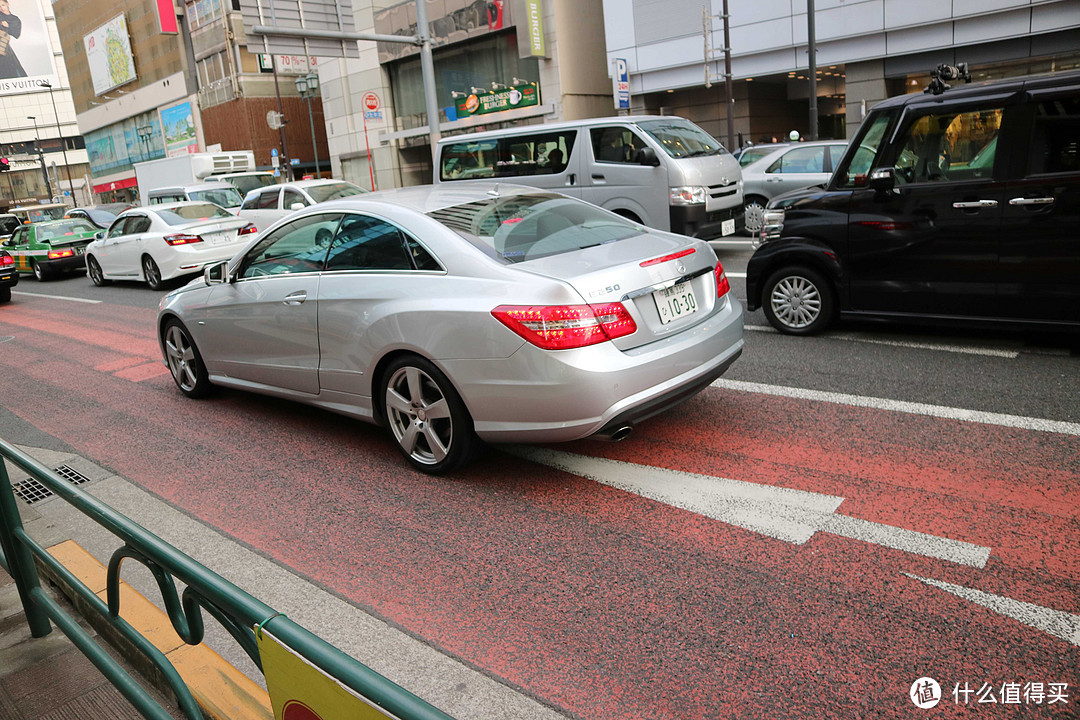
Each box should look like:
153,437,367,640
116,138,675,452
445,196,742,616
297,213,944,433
256,627,401,720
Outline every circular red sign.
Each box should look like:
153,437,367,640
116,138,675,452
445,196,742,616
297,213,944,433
282,700,323,720
362,92,380,112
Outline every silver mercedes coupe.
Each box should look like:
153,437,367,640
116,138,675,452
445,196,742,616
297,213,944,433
157,184,744,473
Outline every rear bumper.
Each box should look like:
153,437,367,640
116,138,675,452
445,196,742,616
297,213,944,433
447,297,745,443
0,269,18,288
41,253,88,274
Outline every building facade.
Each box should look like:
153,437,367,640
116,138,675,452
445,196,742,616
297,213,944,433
0,0,91,209
602,0,1080,146
53,0,330,204
319,0,612,189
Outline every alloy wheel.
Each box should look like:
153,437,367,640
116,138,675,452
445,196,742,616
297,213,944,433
770,275,822,330
164,324,199,392
384,365,454,466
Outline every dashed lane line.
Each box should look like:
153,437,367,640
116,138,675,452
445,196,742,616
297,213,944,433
508,447,991,568
743,324,1021,358
711,378,1080,437
12,291,101,304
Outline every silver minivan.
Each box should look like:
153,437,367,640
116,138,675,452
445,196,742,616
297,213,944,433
435,116,744,239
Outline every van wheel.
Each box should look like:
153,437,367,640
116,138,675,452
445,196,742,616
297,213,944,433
762,266,835,335
743,197,767,235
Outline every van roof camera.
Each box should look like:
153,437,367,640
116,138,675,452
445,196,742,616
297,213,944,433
924,63,972,95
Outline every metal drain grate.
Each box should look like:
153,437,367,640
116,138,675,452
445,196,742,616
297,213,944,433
12,465,93,505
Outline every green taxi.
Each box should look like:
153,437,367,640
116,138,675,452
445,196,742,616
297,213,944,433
1,218,101,281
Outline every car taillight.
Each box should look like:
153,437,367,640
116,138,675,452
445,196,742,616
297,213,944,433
238,223,258,236
0,254,13,267
715,262,730,298
492,303,637,350
47,248,74,260
164,233,203,246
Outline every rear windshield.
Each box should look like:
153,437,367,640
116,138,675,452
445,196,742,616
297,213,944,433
189,187,244,207
427,193,642,264
636,118,725,158
157,204,234,226
221,174,277,196
307,183,367,203
38,220,97,239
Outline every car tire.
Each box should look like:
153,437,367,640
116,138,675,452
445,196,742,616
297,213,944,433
743,197,767,236
142,255,164,291
0,287,10,303
31,261,49,281
87,256,111,286
381,355,477,475
762,265,836,335
162,319,213,398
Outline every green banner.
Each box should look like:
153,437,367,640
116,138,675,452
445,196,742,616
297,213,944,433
455,82,540,117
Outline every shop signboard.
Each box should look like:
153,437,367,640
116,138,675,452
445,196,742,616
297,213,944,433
455,81,538,118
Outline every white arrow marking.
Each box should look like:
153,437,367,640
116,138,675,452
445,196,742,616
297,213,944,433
905,573,1080,647
509,447,991,568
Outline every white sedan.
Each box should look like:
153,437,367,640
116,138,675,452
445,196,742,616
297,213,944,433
85,202,258,290
238,179,367,234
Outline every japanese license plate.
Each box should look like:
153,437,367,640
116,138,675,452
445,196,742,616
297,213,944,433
207,232,232,245
652,280,698,325
721,218,736,236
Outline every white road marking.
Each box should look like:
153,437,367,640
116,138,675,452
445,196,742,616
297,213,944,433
905,573,1080,647
743,324,1020,358
508,448,991,568
711,378,1080,437
12,291,101,304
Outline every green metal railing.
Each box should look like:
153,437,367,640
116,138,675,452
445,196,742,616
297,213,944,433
0,438,455,720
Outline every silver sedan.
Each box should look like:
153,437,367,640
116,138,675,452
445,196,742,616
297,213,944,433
741,140,849,234
157,185,744,473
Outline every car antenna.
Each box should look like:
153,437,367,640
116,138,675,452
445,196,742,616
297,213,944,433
924,63,971,95
487,183,500,198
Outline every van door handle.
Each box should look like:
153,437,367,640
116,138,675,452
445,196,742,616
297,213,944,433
567,173,576,186
283,290,307,305
952,200,998,209
591,173,605,180
1009,197,1054,206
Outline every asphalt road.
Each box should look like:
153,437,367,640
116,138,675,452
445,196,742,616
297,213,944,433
1,252,1078,719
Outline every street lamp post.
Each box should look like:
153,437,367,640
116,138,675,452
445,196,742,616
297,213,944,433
137,124,154,159
294,72,321,179
26,116,53,200
38,80,75,202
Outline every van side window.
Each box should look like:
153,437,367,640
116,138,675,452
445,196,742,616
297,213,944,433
257,189,281,210
440,140,498,180
892,107,1003,184
1028,97,1080,175
591,127,644,164
283,190,307,210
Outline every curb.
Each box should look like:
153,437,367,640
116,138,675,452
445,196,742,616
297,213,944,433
42,540,273,720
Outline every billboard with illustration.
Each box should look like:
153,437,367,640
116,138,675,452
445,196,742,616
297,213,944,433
84,14,136,96
0,0,58,94
160,101,199,157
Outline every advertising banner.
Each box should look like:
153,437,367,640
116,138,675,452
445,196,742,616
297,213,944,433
160,101,199,157
524,0,545,57
84,15,136,96
455,81,539,118
0,0,58,94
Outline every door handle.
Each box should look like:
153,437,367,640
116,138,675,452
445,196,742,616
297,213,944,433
567,173,576,186
1009,197,1054,206
591,173,605,180
283,290,307,305
952,200,998,209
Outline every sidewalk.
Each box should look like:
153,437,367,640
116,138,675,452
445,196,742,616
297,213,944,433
0,444,564,720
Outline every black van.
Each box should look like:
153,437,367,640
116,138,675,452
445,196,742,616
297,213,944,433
746,66,1080,335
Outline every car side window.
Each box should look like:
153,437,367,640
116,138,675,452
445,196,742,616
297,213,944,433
283,189,307,210
10,228,25,245
127,216,153,234
1027,96,1080,176
238,213,343,278
326,214,433,271
106,218,130,238
591,127,644,164
892,107,1004,184
240,192,262,211
257,189,281,210
767,146,826,174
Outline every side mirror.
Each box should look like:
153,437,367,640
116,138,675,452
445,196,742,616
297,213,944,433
636,147,661,167
204,260,230,285
868,167,895,191
290,202,306,211
94,231,104,240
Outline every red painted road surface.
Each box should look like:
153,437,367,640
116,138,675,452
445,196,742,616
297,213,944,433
2,295,1077,719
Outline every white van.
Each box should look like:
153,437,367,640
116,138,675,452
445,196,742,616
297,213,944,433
435,116,744,239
